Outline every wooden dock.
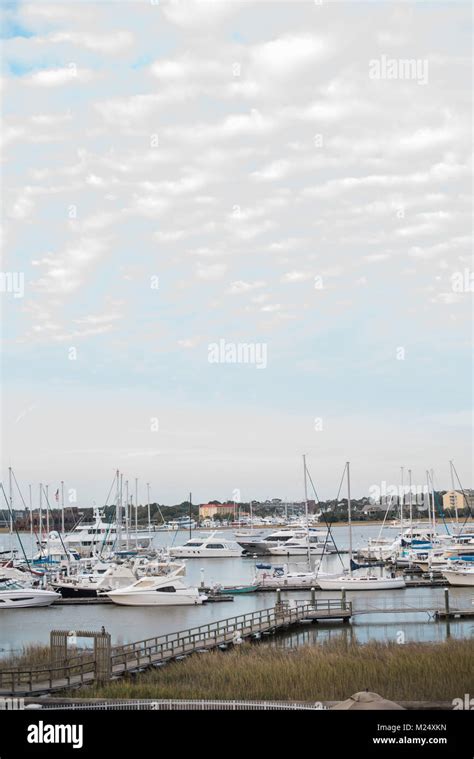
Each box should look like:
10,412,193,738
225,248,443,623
0,599,351,696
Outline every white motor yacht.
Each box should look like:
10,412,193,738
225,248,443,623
0,578,59,608
64,506,152,556
442,566,474,587
238,527,320,555
169,533,243,558
107,575,206,606
266,530,330,556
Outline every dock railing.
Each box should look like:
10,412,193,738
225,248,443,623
110,599,349,669
0,598,350,693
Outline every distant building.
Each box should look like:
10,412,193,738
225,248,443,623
442,490,474,512
199,503,235,520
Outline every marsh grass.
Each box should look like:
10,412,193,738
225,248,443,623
71,638,474,702
0,644,92,672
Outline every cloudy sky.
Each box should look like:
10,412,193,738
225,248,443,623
1,0,472,507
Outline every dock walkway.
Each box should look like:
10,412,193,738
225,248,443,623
0,599,350,696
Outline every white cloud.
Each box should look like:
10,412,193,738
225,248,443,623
25,66,94,86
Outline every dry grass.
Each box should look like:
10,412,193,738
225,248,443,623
0,644,92,672
72,638,474,702
0,644,51,671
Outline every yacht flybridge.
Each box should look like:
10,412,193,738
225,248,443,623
169,532,243,558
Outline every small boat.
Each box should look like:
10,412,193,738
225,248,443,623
214,584,258,594
0,578,60,608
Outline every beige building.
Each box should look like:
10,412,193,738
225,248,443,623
442,490,474,513
199,503,235,520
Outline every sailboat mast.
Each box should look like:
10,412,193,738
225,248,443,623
347,461,352,572
8,467,13,558
61,480,65,535
400,466,404,530
408,469,413,537
135,477,139,547
45,484,50,553
29,483,33,548
39,482,43,545
115,470,121,548
449,460,458,525
425,470,432,534
189,492,192,538
430,469,436,535
125,480,130,549
303,454,311,564
147,482,151,532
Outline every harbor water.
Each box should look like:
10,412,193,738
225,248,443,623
1,524,472,657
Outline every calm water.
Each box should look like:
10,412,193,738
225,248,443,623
1,525,472,656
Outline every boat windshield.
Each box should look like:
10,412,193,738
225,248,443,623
0,580,24,590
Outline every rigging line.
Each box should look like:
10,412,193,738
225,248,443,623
99,471,120,557
10,468,43,555
451,462,473,530
306,464,346,571
428,470,450,535
335,463,347,503
0,483,31,571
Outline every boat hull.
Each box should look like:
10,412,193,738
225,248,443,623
0,589,59,608
51,583,98,599
107,591,205,606
169,549,242,558
442,571,474,587
317,576,406,590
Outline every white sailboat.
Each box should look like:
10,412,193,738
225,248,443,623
317,462,406,591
